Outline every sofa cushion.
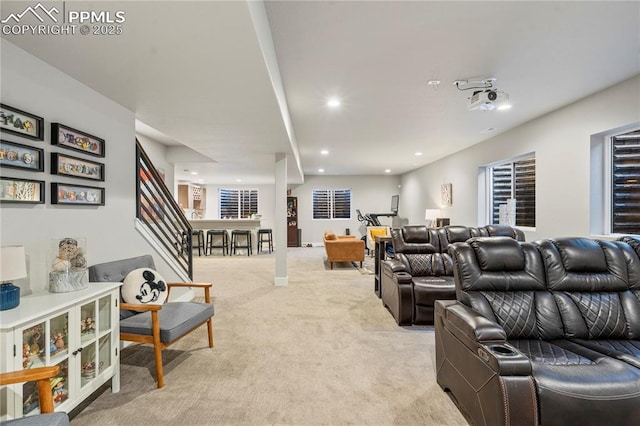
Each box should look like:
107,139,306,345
120,301,214,343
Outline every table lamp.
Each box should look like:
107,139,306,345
425,209,441,228
0,245,27,311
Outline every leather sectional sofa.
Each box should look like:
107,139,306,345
381,225,524,325
435,236,640,426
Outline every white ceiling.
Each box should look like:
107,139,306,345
2,1,639,185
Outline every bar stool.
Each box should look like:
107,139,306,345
191,229,207,256
191,229,205,256
257,228,273,254
231,230,252,256
206,229,229,256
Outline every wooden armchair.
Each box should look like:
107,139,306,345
0,366,69,425
88,255,214,388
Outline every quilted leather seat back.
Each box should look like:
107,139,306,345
391,226,439,254
450,237,561,339
401,253,454,277
536,238,640,340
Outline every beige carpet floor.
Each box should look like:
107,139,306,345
71,247,467,425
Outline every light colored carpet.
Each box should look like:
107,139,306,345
71,247,467,425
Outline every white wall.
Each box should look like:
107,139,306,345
0,41,181,294
290,175,402,244
400,75,640,241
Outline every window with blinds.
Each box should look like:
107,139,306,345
611,129,640,235
489,156,536,227
313,189,351,219
219,189,258,219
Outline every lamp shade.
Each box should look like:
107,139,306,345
424,209,441,221
0,246,27,282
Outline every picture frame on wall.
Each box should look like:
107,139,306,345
51,152,105,181
0,140,44,172
51,182,105,206
0,104,44,141
441,183,453,206
51,123,105,157
0,176,45,204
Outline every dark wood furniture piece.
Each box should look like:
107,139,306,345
374,235,392,298
287,197,299,247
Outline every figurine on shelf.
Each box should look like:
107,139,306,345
54,331,65,351
83,317,95,333
22,343,31,368
49,339,57,355
51,377,67,404
29,330,42,357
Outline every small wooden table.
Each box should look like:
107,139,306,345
374,235,392,298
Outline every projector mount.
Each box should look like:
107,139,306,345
453,78,496,91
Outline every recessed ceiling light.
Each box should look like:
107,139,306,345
191,171,198,175
318,168,325,173
415,152,423,156
497,104,512,111
236,179,242,182
385,169,391,173
320,149,329,155
327,98,341,108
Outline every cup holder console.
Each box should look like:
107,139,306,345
487,344,518,357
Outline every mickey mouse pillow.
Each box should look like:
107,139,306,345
122,268,168,305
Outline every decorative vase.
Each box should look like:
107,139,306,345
0,282,20,310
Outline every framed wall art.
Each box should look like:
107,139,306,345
51,123,105,157
51,152,105,181
441,183,453,206
0,177,45,204
0,140,44,172
51,182,105,206
0,104,44,141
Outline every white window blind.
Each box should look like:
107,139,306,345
611,129,640,235
313,189,351,219
219,188,258,219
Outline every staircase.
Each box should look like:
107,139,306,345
135,140,193,280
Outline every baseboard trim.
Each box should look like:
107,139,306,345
274,276,288,286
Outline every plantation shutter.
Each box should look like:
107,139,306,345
490,157,536,227
332,189,351,219
219,189,258,219
491,164,512,224
313,189,351,219
514,157,536,227
313,189,331,219
612,130,640,234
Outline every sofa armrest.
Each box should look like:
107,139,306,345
435,300,531,376
381,258,409,274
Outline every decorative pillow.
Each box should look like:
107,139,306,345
369,228,388,239
324,232,337,240
122,268,168,305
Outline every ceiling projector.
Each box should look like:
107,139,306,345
468,89,510,111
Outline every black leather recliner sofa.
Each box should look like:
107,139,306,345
435,236,640,426
381,225,524,325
